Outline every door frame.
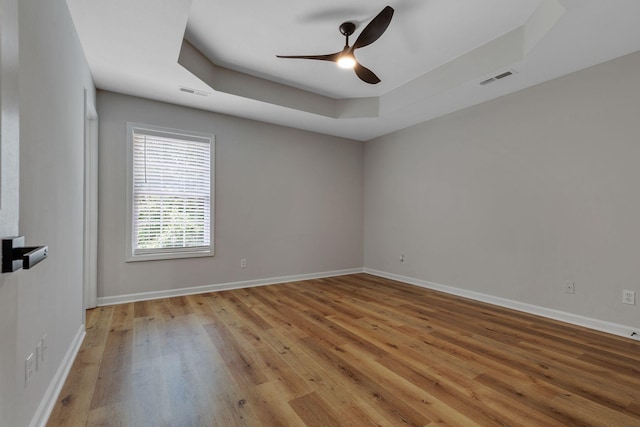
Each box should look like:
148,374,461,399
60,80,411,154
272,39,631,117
83,90,98,311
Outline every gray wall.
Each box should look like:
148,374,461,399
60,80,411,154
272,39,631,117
365,52,640,329
97,91,364,298
2,0,95,425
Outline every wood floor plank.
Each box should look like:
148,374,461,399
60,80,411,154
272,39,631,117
127,316,173,426
337,343,483,426
298,335,432,426
257,326,374,416
46,306,114,426
289,391,345,427
88,323,133,409
48,274,640,426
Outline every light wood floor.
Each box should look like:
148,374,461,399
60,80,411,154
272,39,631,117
48,274,640,426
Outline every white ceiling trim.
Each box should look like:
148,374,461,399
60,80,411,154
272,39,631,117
178,1,563,122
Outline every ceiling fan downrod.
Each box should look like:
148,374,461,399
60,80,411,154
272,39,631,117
339,22,356,47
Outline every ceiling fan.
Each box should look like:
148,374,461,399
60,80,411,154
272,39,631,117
276,6,394,84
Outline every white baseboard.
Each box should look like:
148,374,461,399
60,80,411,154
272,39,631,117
31,324,86,427
97,268,365,306
97,266,639,340
364,268,639,341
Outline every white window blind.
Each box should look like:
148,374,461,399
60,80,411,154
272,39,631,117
128,124,213,260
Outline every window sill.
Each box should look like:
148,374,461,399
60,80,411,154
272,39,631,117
126,249,214,263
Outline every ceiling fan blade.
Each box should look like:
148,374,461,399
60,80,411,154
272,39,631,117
354,63,381,84
276,52,340,62
352,6,394,50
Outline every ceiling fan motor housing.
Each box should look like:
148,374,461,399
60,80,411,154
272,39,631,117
339,22,356,37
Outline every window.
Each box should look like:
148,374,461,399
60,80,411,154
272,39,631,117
126,123,214,261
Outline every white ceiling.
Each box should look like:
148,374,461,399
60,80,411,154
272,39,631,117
66,0,640,141
186,0,541,99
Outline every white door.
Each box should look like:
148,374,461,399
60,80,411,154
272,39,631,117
0,0,22,423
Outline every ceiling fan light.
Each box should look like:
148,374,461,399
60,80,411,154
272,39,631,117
337,55,356,69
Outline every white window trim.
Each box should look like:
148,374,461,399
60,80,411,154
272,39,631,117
126,122,215,262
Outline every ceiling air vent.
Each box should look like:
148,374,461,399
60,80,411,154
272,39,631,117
480,70,515,86
179,86,209,97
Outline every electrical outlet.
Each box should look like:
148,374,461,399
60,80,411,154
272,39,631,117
623,290,635,305
25,353,35,385
41,335,47,365
399,254,405,263
240,258,247,268
35,341,43,371
564,281,575,294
